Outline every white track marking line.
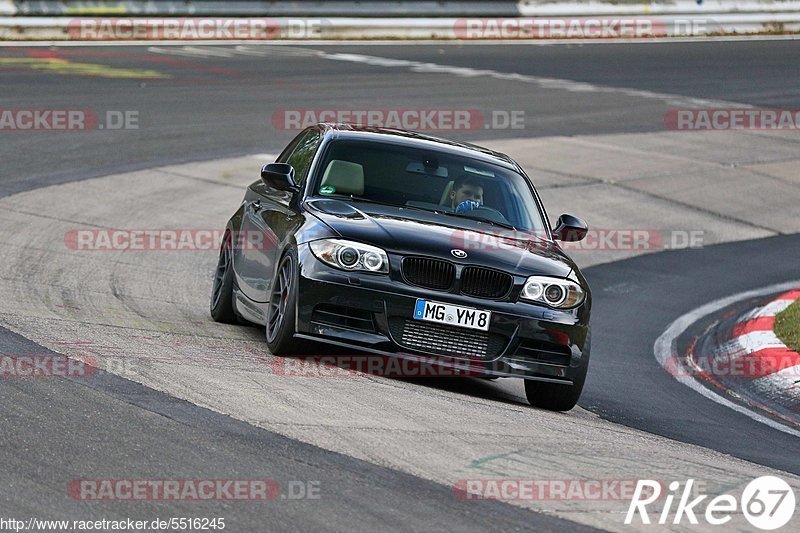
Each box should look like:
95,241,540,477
142,43,754,108
147,45,235,57
312,51,754,109
2,39,784,109
654,280,800,438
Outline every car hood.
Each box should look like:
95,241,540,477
305,199,577,279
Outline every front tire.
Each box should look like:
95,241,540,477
265,249,308,355
524,332,590,412
524,377,585,412
210,231,237,324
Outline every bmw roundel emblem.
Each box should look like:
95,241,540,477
451,249,468,259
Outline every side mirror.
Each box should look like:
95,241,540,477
553,214,588,242
261,163,298,192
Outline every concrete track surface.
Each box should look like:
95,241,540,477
0,41,799,531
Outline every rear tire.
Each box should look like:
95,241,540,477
524,331,590,412
265,249,310,356
210,231,237,324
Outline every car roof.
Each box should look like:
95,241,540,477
314,123,522,172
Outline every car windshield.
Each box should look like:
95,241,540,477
311,139,548,233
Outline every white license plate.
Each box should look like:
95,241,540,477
413,299,491,331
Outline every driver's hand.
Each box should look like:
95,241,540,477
455,200,481,214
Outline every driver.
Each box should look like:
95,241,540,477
449,176,484,214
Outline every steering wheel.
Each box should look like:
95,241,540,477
466,206,512,225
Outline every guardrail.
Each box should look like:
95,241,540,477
8,1,800,17
4,1,522,17
1,1,799,39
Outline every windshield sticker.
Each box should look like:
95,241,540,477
464,166,495,178
320,185,336,195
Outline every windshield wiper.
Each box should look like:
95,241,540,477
393,203,519,231
397,204,449,214
319,195,520,231
322,194,393,207
438,211,518,231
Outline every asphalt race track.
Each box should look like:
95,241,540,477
1,40,799,531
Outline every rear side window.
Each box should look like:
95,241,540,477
286,130,321,186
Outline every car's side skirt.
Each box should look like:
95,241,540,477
233,286,267,326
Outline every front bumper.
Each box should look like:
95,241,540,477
295,245,591,384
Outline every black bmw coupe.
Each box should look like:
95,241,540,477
211,123,591,411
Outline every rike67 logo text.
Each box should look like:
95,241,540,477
626,477,795,530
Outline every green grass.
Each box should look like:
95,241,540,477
775,299,800,353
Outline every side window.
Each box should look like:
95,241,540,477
276,133,302,163
286,130,321,186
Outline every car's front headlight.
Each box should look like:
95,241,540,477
309,239,389,274
520,276,585,309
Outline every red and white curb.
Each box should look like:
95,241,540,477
655,281,800,437
684,289,800,428
705,289,800,380
692,289,800,425
746,290,800,402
